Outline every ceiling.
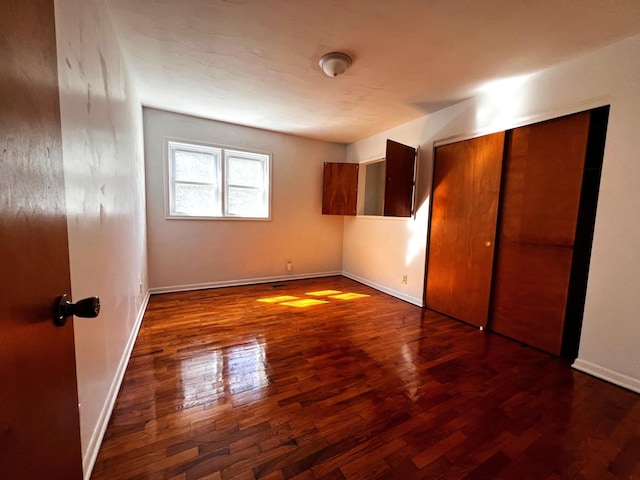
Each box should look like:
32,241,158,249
106,0,640,144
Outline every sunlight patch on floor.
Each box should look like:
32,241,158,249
258,288,369,308
257,295,299,303
305,290,342,296
280,299,330,308
329,293,370,300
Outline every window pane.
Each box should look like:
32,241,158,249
174,183,220,216
167,140,269,219
227,156,263,186
227,186,266,217
173,149,217,183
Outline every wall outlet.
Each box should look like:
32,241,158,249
139,282,143,295
286,260,292,272
401,275,407,284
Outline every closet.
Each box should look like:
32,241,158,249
425,107,608,357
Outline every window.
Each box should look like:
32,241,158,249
167,140,270,219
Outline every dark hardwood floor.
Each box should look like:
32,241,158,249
91,277,640,480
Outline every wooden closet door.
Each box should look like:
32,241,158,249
489,112,591,355
425,132,505,328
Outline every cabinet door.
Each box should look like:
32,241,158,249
384,140,416,217
322,162,358,215
425,132,505,328
489,112,591,355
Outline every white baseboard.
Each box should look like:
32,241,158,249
572,358,640,394
83,291,150,480
342,271,424,307
148,271,342,295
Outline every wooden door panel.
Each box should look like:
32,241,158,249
490,243,574,354
0,0,82,477
384,140,416,217
426,132,505,327
498,115,589,246
322,162,358,215
489,112,591,355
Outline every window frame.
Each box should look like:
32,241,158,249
223,149,271,218
164,137,272,221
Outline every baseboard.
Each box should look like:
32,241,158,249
83,291,150,480
148,271,343,295
572,358,640,394
342,271,424,307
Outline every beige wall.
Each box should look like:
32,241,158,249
144,108,345,291
54,0,148,476
344,33,640,393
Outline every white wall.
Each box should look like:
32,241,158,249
344,34,640,393
54,0,148,476
144,108,345,291
344,116,435,306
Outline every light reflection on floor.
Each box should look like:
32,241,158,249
226,340,269,395
177,287,372,408
180,338,268,405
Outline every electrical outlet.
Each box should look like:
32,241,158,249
286,260,292,272
401,275,407,284
139,282,143,295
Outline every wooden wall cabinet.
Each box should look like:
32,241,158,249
383,140,417,217
425,107,608,357
322,162,359,215
322,140,416,217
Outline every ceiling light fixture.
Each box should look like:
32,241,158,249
319,52,352,78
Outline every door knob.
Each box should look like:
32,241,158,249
55,294,100,327
484,241,492,247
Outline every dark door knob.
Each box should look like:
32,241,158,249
55,294,100,327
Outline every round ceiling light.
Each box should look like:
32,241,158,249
319,52,352,78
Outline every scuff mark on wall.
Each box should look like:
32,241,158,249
86,83,91,114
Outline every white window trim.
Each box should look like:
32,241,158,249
164,137,272,221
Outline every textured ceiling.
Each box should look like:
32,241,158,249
106,0,640,143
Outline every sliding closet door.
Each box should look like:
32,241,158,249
425,132,505,328
489,112,591,355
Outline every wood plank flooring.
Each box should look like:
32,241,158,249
91,277,640,479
